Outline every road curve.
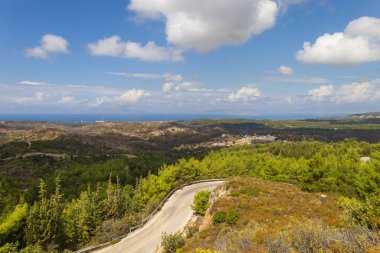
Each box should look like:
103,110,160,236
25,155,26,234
95,181,224,253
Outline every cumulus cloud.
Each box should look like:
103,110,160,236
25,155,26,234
128,0,282,53
307,81,380,103
24,34,69,59
335,82,380,103
278,65,293,75
162,82,175,93
114,89,150,104
308,85,334,102
162,81,207,93
228,87,261,102
87,36,183,62
15,92,45,104
297,16,380,66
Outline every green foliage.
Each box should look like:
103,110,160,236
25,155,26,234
0,202,28,244
192,190,211,216
212,209,239,225
19,244,44,253
212,211,226,225
161,232,186,253
62,184,107,246
338,193,380,228
0,242,19,253
225,209,240,225
25,177,64,250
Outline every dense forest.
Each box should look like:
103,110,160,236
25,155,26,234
0,139,379,252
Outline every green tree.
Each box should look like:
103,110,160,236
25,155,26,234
25,177,64,250
192,190,210,215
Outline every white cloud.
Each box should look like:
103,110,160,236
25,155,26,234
15,92,45,104
266,75,329,84
278,65,293,75
335,82,380,103
163,73,183,82
228,87,261,102
24,34,69,59
89,97,108,107
345,16,380,38
128,0,281,53
297,16,380,66
58,96,75,104
114,89,150,104
307,81,380,103
108,72,183,82
174,82,205,92
308,85,334,102
87,36,183,62
162,82,175,93
20,80,48,86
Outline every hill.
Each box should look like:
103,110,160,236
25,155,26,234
181,177,379,252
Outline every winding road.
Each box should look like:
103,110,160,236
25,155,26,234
95,181,224,253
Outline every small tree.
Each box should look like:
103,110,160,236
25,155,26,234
161,232,185,253
192,190,210,215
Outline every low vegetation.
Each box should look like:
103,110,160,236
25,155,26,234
161,232,186,253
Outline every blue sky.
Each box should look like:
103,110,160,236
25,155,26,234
1,0,380,115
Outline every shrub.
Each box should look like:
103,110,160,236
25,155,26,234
212,209,239,225
338,195,380,228
161,232,186,253
226,209,240,225
212,211,226,225
192,190,211,216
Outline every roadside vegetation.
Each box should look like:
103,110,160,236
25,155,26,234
192,190,210,215
0,139,379,251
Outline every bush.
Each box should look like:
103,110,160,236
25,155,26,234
161,232,186,253
212,209,240,225
226,209,240,225
212,211,226,225
338,195,380,228
192,190,211,216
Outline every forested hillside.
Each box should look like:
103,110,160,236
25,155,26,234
0,139,379,252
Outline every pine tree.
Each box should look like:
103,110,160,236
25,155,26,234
25,177,64,250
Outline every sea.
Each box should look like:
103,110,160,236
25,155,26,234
0,113,345,123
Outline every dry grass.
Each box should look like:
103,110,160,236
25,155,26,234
181,177,377,252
